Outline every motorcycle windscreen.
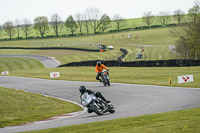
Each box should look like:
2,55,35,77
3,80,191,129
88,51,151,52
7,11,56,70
81,93,96,106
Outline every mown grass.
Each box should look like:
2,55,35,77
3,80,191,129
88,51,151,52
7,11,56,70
0,57,45,72
0,27,175,48
0,17,173,40
0,87,82,128
0,50,122,64
24,107,200,133
8,66,200,88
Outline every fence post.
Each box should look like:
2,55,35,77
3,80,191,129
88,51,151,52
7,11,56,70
149,54,151,60
163,52,164,60
171,52,173,60
134,53,136,60
195,51,197,60
156,52,157,60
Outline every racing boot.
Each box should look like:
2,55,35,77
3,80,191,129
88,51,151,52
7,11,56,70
105,100,111,103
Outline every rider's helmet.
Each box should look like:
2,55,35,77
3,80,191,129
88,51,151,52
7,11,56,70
79,86,86,94
97,61,101,67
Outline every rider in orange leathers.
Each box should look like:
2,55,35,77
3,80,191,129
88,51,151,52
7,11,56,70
95,61,109,82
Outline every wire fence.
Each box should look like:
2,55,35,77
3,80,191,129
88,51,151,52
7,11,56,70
123,51,200,62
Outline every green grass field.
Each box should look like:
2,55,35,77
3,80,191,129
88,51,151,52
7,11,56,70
0,27,177,63
24,107,200,133
0,87,82,128
0,57,45,72
0,27,175,48
0,50,122,64
0,17,173,40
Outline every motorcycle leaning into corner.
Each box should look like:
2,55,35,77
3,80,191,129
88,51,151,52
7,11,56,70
100,69,110,86
80,91,115,115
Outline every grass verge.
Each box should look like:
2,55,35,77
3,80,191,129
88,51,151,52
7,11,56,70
0,49,122,64
0,87,82,128
9,66,200,88
0,57,45,72
23,107,200,133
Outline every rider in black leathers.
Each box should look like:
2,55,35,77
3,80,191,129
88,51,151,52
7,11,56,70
79,86,110,113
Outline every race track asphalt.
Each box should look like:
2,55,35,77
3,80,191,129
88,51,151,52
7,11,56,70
0,76,200,133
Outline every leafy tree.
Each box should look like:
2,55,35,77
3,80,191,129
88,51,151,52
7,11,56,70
14,19,21,38
65,15,78,35
0,25,2,36
157,11,171,26
171,1,200,57
50,13,64,37
33,16,49,38
3,21,16,40
171,21,200,56
22,18,32,39
83,10,90,35
87,8,101,34
173,9,185,24
142,11,155,27
99,14,111,33
188,2,200,22
75,13,84,35
113,14,126,31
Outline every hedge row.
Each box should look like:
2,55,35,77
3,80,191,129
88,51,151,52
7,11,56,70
58,59,200,67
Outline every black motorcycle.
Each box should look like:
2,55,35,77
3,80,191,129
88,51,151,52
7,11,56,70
80,92,115,115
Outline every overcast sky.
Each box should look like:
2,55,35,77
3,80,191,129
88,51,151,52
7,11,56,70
0,0,195,25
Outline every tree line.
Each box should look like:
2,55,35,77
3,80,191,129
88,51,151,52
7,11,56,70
171,1,200,58
0,5,198,40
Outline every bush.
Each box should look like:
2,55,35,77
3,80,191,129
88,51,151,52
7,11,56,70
108,30,118,33
135,27,142,30
35,36,41,39
141,26,149,29
17,37,23,40
120,28,133,31
27,37,35,39
46,35,55,38
167,24,177,27
94,32,101,34
60,34,67,37
68,34,75,37
150,25,162,28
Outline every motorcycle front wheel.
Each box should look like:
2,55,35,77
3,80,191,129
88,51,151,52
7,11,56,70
106,79,110,86
108,104,115,113
91,105,103,115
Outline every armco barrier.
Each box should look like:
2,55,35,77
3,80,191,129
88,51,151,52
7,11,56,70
0,47,99,52
58,59,200,67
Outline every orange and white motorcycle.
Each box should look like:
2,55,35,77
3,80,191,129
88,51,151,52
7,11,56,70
100,70,110,86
